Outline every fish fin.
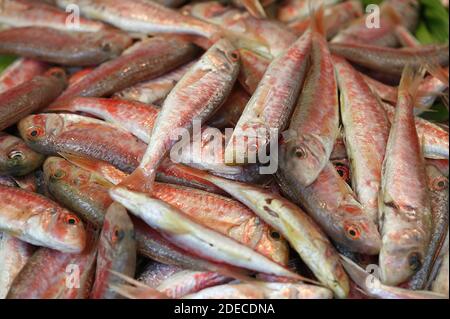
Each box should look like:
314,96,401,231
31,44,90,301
108,271,170,299
394,25,420,48
109,270,151,288
241,0,267,19
208,265,256,284
109,284,139,299
339,255,377,295
256,272,321,286
58,152,99,171
164,33,213,51
58,152,127,185
309,1,326,37
414,91,447,112
425,63,449,85
399,65,426,105
219,29,272,59
118,168,155,193
354,286,370,297
110,284,169,299
419,135,428,166
381,3,403,27
44,95,76,112
441,92,449,110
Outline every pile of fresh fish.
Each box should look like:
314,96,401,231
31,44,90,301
0,0,449,300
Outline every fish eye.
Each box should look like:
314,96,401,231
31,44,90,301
270,231,281,240
335,164,350,183
344,224,361,240
64,214,80,225
48,68,65,80
408,252,422,272
26,126,44,139
112,227,124,243
101,42,112,52
293,146,307,159
432,177,448,191
52,169,66,180
8,150,25,161
229,50,239,62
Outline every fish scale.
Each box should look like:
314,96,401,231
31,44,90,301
0,0,446,300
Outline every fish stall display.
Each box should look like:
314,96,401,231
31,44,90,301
0,0,449,301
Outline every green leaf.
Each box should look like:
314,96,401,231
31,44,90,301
361,0,383,7
415,21,435,44
416,0,449,44
419,102,449,122
0,55,16,74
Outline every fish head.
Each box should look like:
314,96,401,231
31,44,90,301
27,206,86,253
259,227,290,266
207,39,240,73
44,156,106,188
279,133,328,187
426,165,449,193
18,114,65,154
100,31,133,57
43,156,114,227
332,159,352,186
43,156,74,185
379,225,427,285
0,133,44,176
100,202,135,258
338,212,381,255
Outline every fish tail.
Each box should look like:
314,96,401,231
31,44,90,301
399,64,426,106
425,63,449,84
309,1,326,37
118,167,155,193
423,63,449,110
241,0,267,19
381,3,403,27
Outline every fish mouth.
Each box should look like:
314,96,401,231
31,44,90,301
57,223,87,254
350,233,382,256
25,213,86,253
